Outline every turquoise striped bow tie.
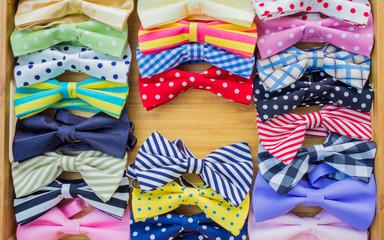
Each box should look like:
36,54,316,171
14,77,128,119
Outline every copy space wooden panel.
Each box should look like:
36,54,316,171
1,0,383,240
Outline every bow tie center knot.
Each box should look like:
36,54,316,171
60,156,79,172
189,22,206,43
64,0,83,12
57,125,77,142
305,50,324,71
183,187,200,205
62,219,81,235
300,217,318,233
186,157,204,174
187,0,204,16
304,20,322,39
60,82,78,99
305,188,325,207
61,183,78,199
303,112,323,129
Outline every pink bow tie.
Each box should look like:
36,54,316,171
17,199,130,240
256,13,374,59
256,105,372,164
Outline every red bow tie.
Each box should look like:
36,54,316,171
139,66,253,111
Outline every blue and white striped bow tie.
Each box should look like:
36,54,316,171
136,43,255,78
127,131,254,207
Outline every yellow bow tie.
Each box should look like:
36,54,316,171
132,181,249,236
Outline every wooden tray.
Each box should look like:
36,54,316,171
1,0,384,239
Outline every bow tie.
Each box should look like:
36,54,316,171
10,20,128,57
15,0,133,31
137,43,255,78
131,211,248,240
14,175,130,225
138,20,257,59
128,131,253,207
255,13,374,59
139,66,253,111
252,0,371,27
17,199,131,240
257,105,372,164
138,0,256,29
253,163,376,231
14,44,131,88
132,181,249,235
258,133,375,195
14,77,128,119
13,108,135,162
253,72,374,122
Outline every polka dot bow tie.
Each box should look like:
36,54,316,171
139,66,253,111
256,105,372,164
14,44,131,88
257,44,371,92
10,20,128,57
132,181,250,236
255,13,374,59
252,0,371,27
127,131,253,207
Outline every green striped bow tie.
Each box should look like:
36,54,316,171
14,77,128,119
12,150,127,202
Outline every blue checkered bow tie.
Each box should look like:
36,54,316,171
257,44,371,92
137,43,255,78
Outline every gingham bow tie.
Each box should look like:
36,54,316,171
252,0,371,27
14,45,131,87
137,43,255,78
258,133,376,195
256,105,372,164
257,44,371,92
127,131,253,207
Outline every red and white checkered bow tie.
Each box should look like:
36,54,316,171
256,105,372,164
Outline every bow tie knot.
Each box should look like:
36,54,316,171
60,82,78,99
60,156,79,172
183,187,200,205
181,215,201,232
304,20,322,39
187,0,204,15
189,22,207,42
61,183,79,199
304,50,324,71
186,157,204,174
62,218,81,235
62,53,81,71
305,188,325,207
64,0,83,12
303,112,323,129
300,217,318,233
57,125,77,142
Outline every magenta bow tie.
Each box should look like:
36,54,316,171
256,13,374,59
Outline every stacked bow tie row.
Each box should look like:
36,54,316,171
9,1,137,238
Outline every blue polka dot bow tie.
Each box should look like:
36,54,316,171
14,44,131,88
257,44,371,92
130,211,248,240
127,131,254,207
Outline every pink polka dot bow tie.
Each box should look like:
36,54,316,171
139,66,253,111
255,13,374,59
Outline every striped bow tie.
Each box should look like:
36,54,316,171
14,176,130,226
257,44,371,92
138,20,258,59
14,77,128,119
258,133,376,195
128,131,253,207
257,105,372,164
12,150,127,201
137,43,255,78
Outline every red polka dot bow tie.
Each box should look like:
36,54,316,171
139,67,253,111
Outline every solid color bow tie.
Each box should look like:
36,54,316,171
139,66,253,111
253,72,374,122
137,43,255,78
257,105,372,164
252,163,376,231
256,13,374,59
252,0,371,27
14,176,130,225
10,20,128,57
132,181,249,235
14,44,131,87
12,150,127,200
257,44,371,92
248,209,368,240
138,0,256,29
131,211,248,240
13,108,135,162
17,199,131,240
138,20,258,59
15,0,133,31
14,77,128,119
258,133,375,195
127,131,253,207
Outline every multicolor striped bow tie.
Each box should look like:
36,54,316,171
138,20,258,59
257,44,371,92
12,150,127,201
256,105,372,164
14,77,128,119
137,43,255,78
14,176,130,226
127,131,253,207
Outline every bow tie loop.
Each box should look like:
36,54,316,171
57,125,77,142
62,218,81,235
61,183,79,199
187,157,204,174
305,188,325,207
300,217,318,233
183,187,200,205
303,112,323,129
304,20,322,39
60,82,78,99
60,155,78,172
